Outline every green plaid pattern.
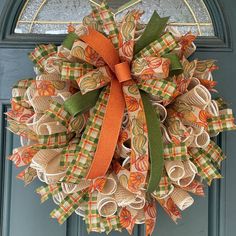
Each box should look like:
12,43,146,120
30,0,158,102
207,109,236,133
102,215,122,234
92,3,119,49
153,170,173,198
201,140,226,169
60,137,81,167
138,78,177,102
189,147,222,185
163,143,188,161
62,86,110,183
46,101,71,127
85,191,102,233
38,132,74,149
61,62,93,80
135,32,177,58
29,44,57,72
36,184,62,203
51,191,88,224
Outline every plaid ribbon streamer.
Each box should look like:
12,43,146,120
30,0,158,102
60,138,81,167
189,147,222,185
62,87,110,183
163,143,188,161
51,191,88,224
138,79,177,102
101,215,122,234
153,170,173,198
85,191,102,233
61,62,93,80
207,109,236,133
200,140,225,169
46,101,71,127
29,44,57,72
38,132,73,149
91,3,119,49
36,184,62,203
135,32,177,58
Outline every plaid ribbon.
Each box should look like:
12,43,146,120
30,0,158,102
207,109,236,133
62,87,110,183
60,62,93,80
189,147,222,185
135,32,177,58
153,170,173,198
29,44,57,72
36,184,62,203
101,215,122,234
200,140,225,169
51,190,88,224
60,138,81,167
46,101,72,127
38,132,73,149
163,143,188,161
138,78,177,102
91,3,119,49
85,191,102,232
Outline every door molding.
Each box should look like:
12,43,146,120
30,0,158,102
0,0,232,51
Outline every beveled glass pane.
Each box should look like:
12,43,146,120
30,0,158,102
14,0,215,36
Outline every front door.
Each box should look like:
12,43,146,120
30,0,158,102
0,0,236,236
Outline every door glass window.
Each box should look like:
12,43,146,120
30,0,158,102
15,0,214,36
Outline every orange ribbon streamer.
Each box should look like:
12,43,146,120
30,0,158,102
81,28,130,179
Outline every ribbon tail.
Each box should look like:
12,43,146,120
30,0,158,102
86,79,125,179
134,11,169,54
140,91,164,193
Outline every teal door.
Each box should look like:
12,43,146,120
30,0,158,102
0,0,236,236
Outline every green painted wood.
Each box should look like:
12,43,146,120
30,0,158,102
0,0,236,236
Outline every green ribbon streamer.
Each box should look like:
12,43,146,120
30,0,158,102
135,11,168,192
64,90,101,116
134,11,169,55
63,32,78,50
164,53,183,76
141,91,164,193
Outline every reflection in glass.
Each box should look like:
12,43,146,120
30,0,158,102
15,0,214,36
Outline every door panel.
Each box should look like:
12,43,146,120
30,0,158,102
1,0,236,236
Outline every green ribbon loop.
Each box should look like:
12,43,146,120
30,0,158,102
64,90,101,116
134,11,169,54
164,53,183,76
63,32,79,50
140,91,164,193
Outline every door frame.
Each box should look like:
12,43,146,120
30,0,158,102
0,1,233,236
0,0,232,50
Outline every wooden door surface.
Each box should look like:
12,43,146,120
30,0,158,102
0,1,236,236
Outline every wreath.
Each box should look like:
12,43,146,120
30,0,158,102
7,2,236,235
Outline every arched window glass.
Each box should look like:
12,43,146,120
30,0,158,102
14,0,214,36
